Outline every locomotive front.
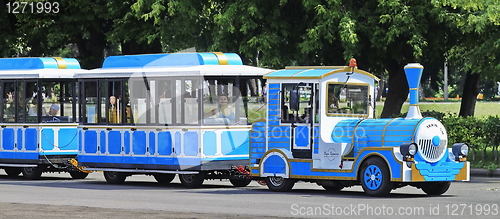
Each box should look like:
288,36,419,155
331,63,470,195
399,63,469,183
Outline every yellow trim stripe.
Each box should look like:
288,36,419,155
213,52,228,65
53,57,67,69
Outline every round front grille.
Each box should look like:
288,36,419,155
415,119,448,163
418,138,447,163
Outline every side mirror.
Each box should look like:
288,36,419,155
289,90,300,112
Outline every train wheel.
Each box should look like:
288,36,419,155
229,178,252,187
421,182,451,196
69,171,89,179
153,173,176,184
322,185,343,192
360,157,393,197
265,176,295,192
103,171,126,184
179,172,207,188
4,167,22,177
22,167,44,180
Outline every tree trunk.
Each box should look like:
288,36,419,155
459,72,481,117
482,149,487,162
75,28,106,69
470,148,476,162
380,62,408,118
494,145,498,164
376,73,385,101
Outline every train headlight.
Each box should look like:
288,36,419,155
460,144,469,156
452,143,469,162
400,143,418,162
408,144,418,156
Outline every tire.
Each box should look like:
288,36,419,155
179,172,207,188
4,167,22,177
69,171,89,179
103,171,127,184
153,173,176,184
421,182,451,196
360,157,393,197
22,167,44,180
229,178,252,187
265,176,295,192
322,185,343,192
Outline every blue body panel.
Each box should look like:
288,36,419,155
0,126,79,162
414,149,465,181
331,118,432,157
78,128,250,170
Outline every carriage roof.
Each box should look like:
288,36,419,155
75,52,272,78
0,57,81,79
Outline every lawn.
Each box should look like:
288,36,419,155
374,101,500,118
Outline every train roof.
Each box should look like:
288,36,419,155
75,64,272,78
76,52,271,78
0,57,81,70
264,66,379,81
0,57,82,79
101,52,243,68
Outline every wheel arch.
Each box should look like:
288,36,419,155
356,153,393,182
259,149,293,178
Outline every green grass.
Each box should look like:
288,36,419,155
375,101,500,118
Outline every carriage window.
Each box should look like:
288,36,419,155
60,81,76,122
3,81,17,123
172,78,200,125
84,81,98,123
130,80,148,124
38,81,74,123
183,79,199,125
122,81,131,124
26,81,39,123
157,79,173,125
327,83,368,116
238,78,266,124
107,80,122,124
99,81,106,123
203,78,238,125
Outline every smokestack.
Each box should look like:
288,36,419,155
404,63,423,119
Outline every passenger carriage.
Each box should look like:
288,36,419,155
75,52,270,187
0,57,88,179
249,61,470,196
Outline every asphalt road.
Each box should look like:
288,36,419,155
0,171,499,218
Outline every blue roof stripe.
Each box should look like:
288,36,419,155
197,53,219,65
102,52,243,68
293,69,337,77
224,53,244,65
265,69,305,77
62,58,82,69
0,57,81,70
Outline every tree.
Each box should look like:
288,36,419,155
299,1,448,118
437,0,500,117
0,0,19,57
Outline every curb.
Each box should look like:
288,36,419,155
471,168,500,178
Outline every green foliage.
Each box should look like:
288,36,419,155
483,116,500,146
441,115,500,168
443,116,485,149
